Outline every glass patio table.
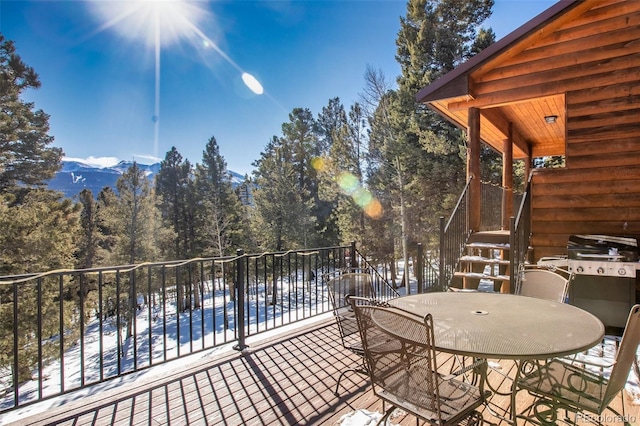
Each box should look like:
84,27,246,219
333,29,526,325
386,291,605,422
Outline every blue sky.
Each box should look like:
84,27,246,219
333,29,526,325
1,0,554,176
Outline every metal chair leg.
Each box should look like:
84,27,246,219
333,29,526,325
334,363,368,396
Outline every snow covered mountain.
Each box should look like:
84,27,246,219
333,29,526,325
47,160,245,200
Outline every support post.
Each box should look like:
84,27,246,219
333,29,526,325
233,249,247,351
502,122,514,230
350,241,357,270
467,107,481,232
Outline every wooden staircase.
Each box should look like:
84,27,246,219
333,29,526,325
451,230,512,293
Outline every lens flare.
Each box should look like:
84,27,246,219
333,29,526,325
364,199,383,219
335,171,383,219
352,187,372,207
337,172,359,194
242,72,264,95
310,157,326,172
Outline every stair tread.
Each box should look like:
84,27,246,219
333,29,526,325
454,271,510,281
459,255,510,265
466,242,510,250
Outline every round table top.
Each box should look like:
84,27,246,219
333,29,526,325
388,292,605,360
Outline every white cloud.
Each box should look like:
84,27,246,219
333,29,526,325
63,155,162,168
133,153,162,164
63,156,120,168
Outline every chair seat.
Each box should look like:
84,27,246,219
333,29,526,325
518,359,609,414
376,368,484,425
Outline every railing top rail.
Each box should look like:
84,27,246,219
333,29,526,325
443,177,472,232
0,245,352,285
513,171,534,226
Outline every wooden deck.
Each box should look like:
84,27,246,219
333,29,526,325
8,317,640,426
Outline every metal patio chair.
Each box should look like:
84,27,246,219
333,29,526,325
484,266,574,400
326,272,389,395
351,298,484,426
515,265,573,303
514,304,640,425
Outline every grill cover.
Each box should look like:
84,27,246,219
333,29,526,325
567,234,638,262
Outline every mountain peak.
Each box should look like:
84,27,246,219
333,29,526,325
49,160,243,200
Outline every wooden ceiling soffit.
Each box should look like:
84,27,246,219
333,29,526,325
481,108,529,157
428,99,529,159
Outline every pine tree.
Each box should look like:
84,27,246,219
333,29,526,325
155,147,194,259
194,136,247,257
316,99,371,246
95,186,121,267
110,163,171,333
0,36,63,195
113,163,158,264
251,138,315,251
0,190,80,385
76,189,102,269
279,108,322,247
315,98,349,245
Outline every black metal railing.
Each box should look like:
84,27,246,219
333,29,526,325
480,181,503,231
350,245,401,300
509,172,533,291
480,181,524,231
1,244,386,413
439,178,472,291
415,243,440,293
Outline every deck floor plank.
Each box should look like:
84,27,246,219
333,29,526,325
8,318,640,426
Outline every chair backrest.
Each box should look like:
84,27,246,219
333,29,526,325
517,268,571,303
602,304,640,408
352,301,443,421
326,273,376,343
327,273,376,311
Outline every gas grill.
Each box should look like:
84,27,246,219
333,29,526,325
566,234,639,331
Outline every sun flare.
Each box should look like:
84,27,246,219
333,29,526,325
86,0,265,156
88,0,210,48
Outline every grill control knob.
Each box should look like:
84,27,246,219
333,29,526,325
618,268,627,276
597,267,605,275
576,266,584,273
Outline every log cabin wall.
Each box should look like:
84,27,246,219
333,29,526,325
530,163,640,261
530,79,640,260
501,1,640,261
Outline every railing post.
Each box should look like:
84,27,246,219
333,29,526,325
416,243,424,293
350,241,357,270
509,216,516,294
233,249,247,351
439,216,446,292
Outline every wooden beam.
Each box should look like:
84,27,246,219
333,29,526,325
480,108,531,155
